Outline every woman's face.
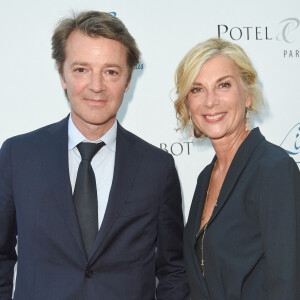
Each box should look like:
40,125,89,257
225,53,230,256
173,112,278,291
187,55,251,141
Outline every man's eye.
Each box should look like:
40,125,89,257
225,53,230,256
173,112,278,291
106,70,118,76
74,68,85,73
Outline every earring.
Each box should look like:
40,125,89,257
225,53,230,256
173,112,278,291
188,114,195,137
245,107,250,131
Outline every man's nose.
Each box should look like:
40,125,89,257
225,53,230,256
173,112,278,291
88,73,105,93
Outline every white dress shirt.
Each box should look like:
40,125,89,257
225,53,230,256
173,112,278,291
68,115,116,229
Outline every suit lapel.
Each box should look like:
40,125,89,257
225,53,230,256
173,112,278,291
89,123,140,260
39,116,86,256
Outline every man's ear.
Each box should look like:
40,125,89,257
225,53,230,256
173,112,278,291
56,62,67,90
125,80,131,92
125,67,134,92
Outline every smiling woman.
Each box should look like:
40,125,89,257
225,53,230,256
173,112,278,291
174,38,263,139
174,38,300,300
187,55,251,142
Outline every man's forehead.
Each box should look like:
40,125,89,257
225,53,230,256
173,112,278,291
65,30,128,60
66,30,121,48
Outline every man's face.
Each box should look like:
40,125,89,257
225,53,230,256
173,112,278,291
59,30,130,137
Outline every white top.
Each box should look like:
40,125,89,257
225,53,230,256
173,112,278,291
68,115,116,229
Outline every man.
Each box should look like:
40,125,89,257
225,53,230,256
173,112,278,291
0,11,189,300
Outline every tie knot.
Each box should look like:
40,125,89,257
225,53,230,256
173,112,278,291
77,142,105,162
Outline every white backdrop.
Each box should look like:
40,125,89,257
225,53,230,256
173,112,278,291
0,0,299,220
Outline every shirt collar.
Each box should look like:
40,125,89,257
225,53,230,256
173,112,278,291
68,115,117,152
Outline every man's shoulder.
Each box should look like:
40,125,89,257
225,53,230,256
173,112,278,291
117,124,173,161
2,117,68,148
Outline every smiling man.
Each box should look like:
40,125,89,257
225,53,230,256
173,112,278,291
0,11,189,300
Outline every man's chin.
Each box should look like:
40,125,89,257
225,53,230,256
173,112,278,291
78,115,116,128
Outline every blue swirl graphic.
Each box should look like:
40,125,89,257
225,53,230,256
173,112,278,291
280,123,300,163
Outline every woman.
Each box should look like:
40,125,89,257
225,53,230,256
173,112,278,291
174,38,300,299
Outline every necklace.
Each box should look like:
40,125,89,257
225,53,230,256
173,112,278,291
197,160,219,277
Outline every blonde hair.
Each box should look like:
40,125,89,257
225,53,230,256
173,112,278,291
174,38,263,138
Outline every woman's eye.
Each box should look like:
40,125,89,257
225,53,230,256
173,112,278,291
219,82,230,88
190,87,202,93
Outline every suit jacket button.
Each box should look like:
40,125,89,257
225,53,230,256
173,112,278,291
85,270,94,278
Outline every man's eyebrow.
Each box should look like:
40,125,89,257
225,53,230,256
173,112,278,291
102,63,122,69
70,62,90,68
69,62,123,69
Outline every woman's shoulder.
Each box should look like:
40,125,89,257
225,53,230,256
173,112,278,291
248,128,296,170
257,137,294,168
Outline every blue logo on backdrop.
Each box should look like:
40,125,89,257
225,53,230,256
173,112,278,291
134,63,144,70
280,123,300,164
109,12,117,16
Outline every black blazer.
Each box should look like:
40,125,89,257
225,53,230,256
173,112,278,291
0,116,190,300
184,128,300,300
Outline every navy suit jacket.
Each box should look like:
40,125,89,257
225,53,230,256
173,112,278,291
0,116,189,300
184,128,300,300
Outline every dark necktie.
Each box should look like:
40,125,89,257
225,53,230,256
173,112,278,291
73,141,105,255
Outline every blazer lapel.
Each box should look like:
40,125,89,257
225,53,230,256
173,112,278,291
89,123,140,260
191,129,265,293
39,116,86,256
193,160,216,241
195,128,264,238
189,165,215,295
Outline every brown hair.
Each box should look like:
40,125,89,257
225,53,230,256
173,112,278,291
52,10,141,81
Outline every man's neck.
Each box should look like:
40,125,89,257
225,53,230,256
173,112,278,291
71,115,116,141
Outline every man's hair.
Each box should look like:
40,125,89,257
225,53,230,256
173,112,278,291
52,11,141,80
